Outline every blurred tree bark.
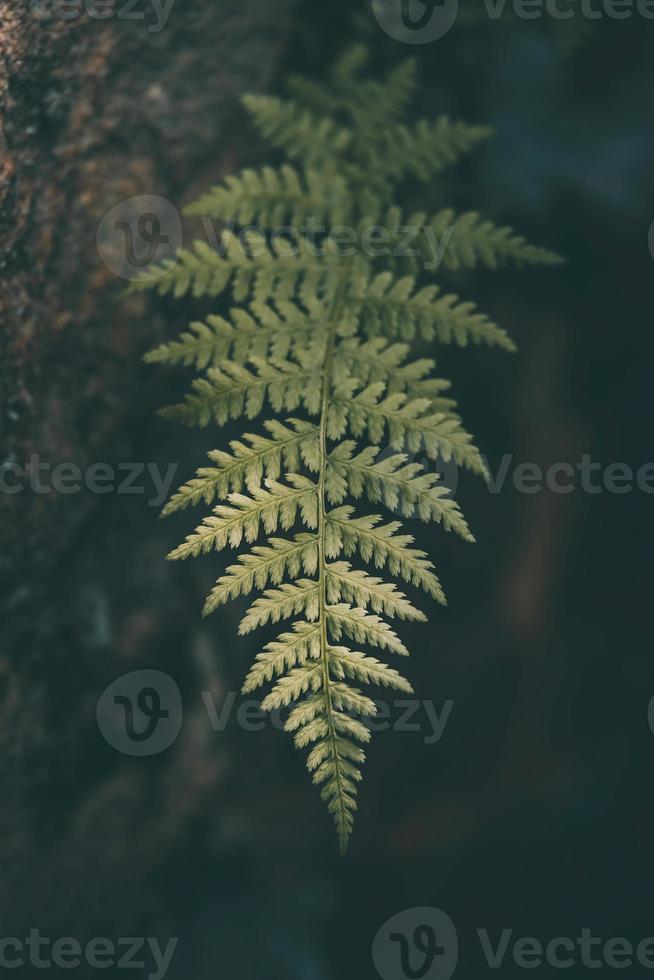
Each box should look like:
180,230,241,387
0,0,295,934
0,0,294,577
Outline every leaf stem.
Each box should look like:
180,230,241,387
317,281,350,854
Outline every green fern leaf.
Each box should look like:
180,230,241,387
143,47,560,852
326,442,473,540
242,620,322,694
185,164,352,229
162,419,319,515
162,356,322,428
242,94,351,166
329,382,488,476
326,604,409,657
354,274,516,351
204,533,318,615
145,300,331,370
325,507,446,604
168,476,318,561
431,209,564,270
374,118,492,184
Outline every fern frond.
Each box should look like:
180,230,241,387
325,507,446,604
168,475,318,560
374,118,492,184
185,164,352,229
145,49,560,852
242,94,351,166
203,533,318,615
326,604,409,656
239,579,321,633
329,44,370,86
333,336,456,409
242,620,322,694
353,273,516,351
316,739,361,856
326,441,473,540
329,382,488,476
331,50,418,132
325,561,426,622
163,419,319,515
261,662,324,711
162,356,322,428
133,232,344,304
430,210,564,270
286,49,422,215
145,301,329,370
329,647,413,693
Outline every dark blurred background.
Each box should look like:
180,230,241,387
1,0,653,977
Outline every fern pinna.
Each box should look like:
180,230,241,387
137,48,560,853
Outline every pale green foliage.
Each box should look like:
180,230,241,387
141,47,560,853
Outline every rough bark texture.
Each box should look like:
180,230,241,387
0,0,295,577
0,0,295,934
